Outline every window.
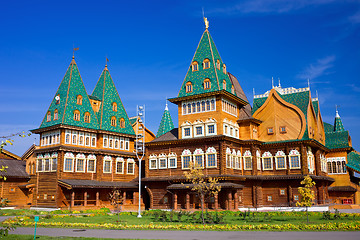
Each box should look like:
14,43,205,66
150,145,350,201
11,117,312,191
203,59,210,69
127,159,135,174
181,149,192,169
206,100,210,111
51,157,57,172
197,102,201,112
87,157,96,173
226,148,232,168
184,127,191,137
289,149,301,169
343,199,353,204
112,102,117,112
74,110,80,121
327,157,347,174
267,195,273,202
76,95,83,105
210,99,215,110
223,64,226,74
125,138,129,150
256,150,261,171
54,109,58,120
76,158,85,172
55,95,60,104
294,195,299,201
91,134,96,147
46,111,51,122
159,155,167,169
280,189,286,196
64,158,73,172
267,127,274,135
194,155,203,168
84,112,90,123
116,158,124,174
262,152,273,170
204,79,211,89
183,104,186,115
120,118,125,128
216,59,220,70
275,151,286,170
244,157,252,170
37,159,43,172
79,135,84,145
207,124,215,134
192,103,196,113
186,82,193,93
207,153,216,168
111,116,117,127
280,126,286,133
168,153,177,168
103,156,112,173
149,156,157,169
195,126,203,136
201,101,205,111
192,61,198,71
222,80,226,90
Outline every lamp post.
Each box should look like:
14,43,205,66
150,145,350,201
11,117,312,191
136,105,145,218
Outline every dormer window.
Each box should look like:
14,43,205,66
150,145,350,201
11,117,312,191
204,79,211,90
222,80,226,90
223,64,227,74
112,102,117,112
76,95,83,105
203,59,210,69
120,118,125,128
54,109,58,120
267,127,274,135
84,112,90,123
192,61,199,71
46,111,51,122
186,82,193,93
111,116,117,127
55,95,60,105
74,110,80,121
216,59,220,70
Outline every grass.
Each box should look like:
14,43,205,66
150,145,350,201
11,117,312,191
3,235,149,240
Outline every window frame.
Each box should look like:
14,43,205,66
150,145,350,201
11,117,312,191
289,150,301,169
87,155,97,173
168,153,177,169
116,157,124,174
262,152,273,170
127,159,135,175
103,156,112,174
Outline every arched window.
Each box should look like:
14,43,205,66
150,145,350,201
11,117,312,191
192,61,199,71
243,150,252,170
183,104,186,115
76,95,83,105
74,110,80,121
187,103,192,114
203,58,210,69
112,102,117,112
216,59,220,70
55,95,60,105
210,99,215,110
222,80,226,90
181,149,192,169
192,103,196,113
54,109,58,120
201,101,205,111
186,82,193,93
275,151,286,170
84,112,90,123
223,64,227,74
204,79,211,89
196,102,201,112
262,151,273,170
111,116,117,127
289,149,301,169
206,100,210,111
120,118,125,128
46,111,51,122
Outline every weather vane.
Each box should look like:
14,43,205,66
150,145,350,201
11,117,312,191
73,47,79,58
204,17,209,29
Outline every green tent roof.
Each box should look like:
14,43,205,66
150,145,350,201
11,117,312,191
334,111,345,132
177,29,235,98
39,57,99,130
91,66,135,135
324,111,349,149
156,104,174,138
347,151,360,173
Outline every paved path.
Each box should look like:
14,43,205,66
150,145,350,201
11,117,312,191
9,227,360,240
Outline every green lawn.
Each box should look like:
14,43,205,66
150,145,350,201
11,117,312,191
3,235,149,240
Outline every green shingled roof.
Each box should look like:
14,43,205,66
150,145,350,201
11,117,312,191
312,100,319,116
347,151,360,173
334,116,345,132
324,112,349,149
177,29,235,98
39,58,99,130
252,89,311,139
91,66,135,135
156,104,174,138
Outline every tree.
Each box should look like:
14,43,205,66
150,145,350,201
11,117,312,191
0,131,31,152
184,162,221,224
108,189,124,223
296,175,316,223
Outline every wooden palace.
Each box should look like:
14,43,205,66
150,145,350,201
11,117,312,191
1,18,360,210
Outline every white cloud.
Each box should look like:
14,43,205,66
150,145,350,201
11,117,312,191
209,0,337,15
297,55,336,80
349,10,360,24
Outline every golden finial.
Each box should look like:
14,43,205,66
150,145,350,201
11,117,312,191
204,17,209,29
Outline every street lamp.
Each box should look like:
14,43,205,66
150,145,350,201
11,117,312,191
135,105,145,218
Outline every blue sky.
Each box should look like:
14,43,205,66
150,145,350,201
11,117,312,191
1,0,359,156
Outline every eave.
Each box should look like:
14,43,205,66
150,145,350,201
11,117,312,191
168,90,248,107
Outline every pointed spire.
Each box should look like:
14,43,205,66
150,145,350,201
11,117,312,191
272,77,274,88
156,103,174,138
334,105,345,132
278,78,281,88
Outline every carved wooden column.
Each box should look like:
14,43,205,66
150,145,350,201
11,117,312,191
234,191,239,210
256,185,263,207
173,192,178,210
186,193,190,210
252,185,257,207
96,192,99,206
123,191,127,205
214,193,218,210
84,192,87,207
300,145,308,175
71,191,75,208
251,145,257,175
315,149,321,176
228,191,233,210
